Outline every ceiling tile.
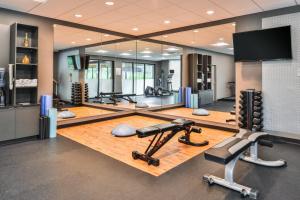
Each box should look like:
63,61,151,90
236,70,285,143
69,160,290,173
0,0,39,12
254,0,296,11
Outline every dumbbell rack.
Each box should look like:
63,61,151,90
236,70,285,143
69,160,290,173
71,83,82,105
84,83,89,102
239,89,263,131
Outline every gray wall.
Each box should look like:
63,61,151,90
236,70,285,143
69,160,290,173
262,12,300,137
0,8,54,98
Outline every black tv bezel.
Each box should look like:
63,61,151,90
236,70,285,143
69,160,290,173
233,25,292,62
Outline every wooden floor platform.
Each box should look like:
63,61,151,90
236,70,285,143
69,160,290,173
156,107,236,125
58,115,234,176
57,106,116,121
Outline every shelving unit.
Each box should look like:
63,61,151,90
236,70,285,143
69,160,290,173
10,23,38,106
188,53,214,106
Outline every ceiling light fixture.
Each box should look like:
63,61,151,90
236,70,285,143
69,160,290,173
211,42,229,47
74,14,83,18
193,30,199,33
33,0,48,3
86,38,91,41
132,27,139,31
71,41,76,44
105,1,114,6
141,50,152,54
191,41,195,44
165,47,179,51
206,10,214,15
120,53,131,56
163,35,168,38
104,34,110,37
232,23,236,26
164,20,171,24
219,37,224,41
96,50,108,53
53,24,57,28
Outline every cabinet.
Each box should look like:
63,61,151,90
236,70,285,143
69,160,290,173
0,108,15,141
15,106,39,139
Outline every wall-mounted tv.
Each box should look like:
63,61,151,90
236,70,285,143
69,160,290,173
67,55,81,70
233,26,292,62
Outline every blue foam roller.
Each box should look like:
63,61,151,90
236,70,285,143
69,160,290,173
40,96,46,116
178,87,184,103
48,108,57,138
191,94,199,109
185,87,191,108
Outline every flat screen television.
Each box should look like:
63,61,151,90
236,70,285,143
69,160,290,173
67,55,81,70
233,26,292,62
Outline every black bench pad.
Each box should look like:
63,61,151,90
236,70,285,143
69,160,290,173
204,137,251,164
235,131,268,142
136,123,178,138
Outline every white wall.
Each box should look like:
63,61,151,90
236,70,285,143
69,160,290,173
262,13,300,135
57,49,80,102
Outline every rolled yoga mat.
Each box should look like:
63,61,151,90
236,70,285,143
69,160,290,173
40,95,52,116
185,87,192,108
48,108,57,138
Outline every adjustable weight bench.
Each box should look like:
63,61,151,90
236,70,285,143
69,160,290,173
108,93,137,105
203,130,286,199
132,119,209,166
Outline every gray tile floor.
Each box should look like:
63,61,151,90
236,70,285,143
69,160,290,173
0,136,299,200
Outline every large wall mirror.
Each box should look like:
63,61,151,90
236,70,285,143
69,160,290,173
54,22,236,126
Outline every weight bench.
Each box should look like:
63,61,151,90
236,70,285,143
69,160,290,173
93,92,122,104
132,119,208,166
203,130,286,199
107,93,137,105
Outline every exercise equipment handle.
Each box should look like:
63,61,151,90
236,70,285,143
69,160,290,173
191,126,202,133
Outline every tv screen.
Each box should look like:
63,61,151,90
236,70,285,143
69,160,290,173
67,55,81,70
233,26,292,62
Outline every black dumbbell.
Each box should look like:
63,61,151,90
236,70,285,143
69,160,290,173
253,118,263,124
253,112,262,118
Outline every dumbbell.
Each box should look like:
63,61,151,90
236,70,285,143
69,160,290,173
254,101,262,106
238,116,246,123
253,118,263,124
254,95,262,100
253,106,262,111
253,112,262,118
238,122,245,128
253,124,263,131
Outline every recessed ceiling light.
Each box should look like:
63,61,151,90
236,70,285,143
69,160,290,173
193,30,199,33
104,34,110,37
33,0,48,3
71,41,76,44
86,38,91,41
142,55,151,58
206,10,214,15
141,50,152,54
53,24,57,28
211,42,229,47
232,23,236,26
74,14,83,18
165,47,179,51
164,20,171,24
191,41,195,44
96,50,108,53
132,27,139,31
219,37,224,41
163,35,168,38
120,53,131,56
105,1,114,6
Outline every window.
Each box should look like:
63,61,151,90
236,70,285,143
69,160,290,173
85,60,98,80
134,63,145,95
145,64,154,88
169,60,181,91
100,60,113,93
122,62,133,94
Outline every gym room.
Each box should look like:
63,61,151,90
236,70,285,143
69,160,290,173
0,1,299,200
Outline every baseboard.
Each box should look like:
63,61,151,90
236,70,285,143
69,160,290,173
265,130,300,145
0,136,39,147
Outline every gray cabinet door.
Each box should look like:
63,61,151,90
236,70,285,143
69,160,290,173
15,106,39,138
0,108,16,141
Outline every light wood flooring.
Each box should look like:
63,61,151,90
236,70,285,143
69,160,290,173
58,115,234,176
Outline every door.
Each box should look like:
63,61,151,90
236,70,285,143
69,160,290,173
134,63,145,95
99,61,113,93
122,62,133,94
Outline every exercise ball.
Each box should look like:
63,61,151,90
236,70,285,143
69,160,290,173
111,124,136,137
135,102,149,108
192,109,209,116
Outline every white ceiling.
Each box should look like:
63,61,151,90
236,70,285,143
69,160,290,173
151,23,236,55
54,25,121,51
0,0,298,35
85,40,182,61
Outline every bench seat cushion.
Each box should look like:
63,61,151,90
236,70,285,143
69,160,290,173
235,130,268,142
136,123,178,138
204,137,251,164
